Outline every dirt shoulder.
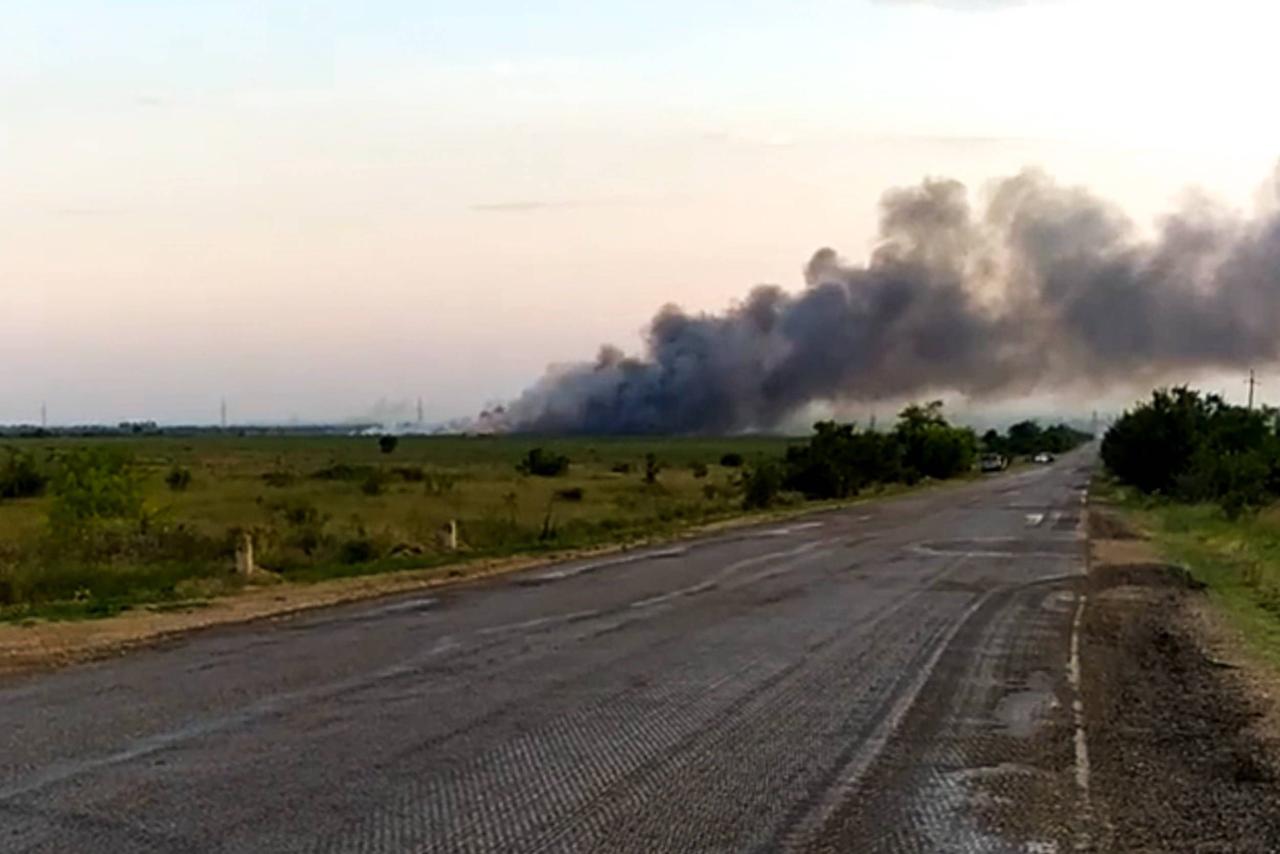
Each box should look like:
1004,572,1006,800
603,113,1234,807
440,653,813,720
1084,505,1280,851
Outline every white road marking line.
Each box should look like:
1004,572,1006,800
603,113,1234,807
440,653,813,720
911,545,1076,560
1068,592,1093,846
477,609,602,635
760,521,824,537
530,547,687,582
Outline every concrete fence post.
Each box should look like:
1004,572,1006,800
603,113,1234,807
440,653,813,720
234,530,257,577
437,520,458,552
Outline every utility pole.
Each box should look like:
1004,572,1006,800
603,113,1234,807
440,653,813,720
220,398,228,430
417,397,425,425
1248,369,1258,411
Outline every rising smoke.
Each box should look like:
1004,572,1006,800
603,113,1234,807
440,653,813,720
497,167,1280,434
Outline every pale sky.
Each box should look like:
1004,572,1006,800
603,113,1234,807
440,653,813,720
2,0,1277,425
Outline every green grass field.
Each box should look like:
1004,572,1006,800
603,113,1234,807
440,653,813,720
0,435,796,621
1095,474,1280,667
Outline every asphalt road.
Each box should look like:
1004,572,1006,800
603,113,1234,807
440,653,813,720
0,454,1094,853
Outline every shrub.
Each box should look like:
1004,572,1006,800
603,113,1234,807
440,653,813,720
719,452,744,468
742,461,783,510
555,487,585,502
361,470,390,496
340,535,380,564
782,421,901,499
423,470,459,495
378,435,399,455
392,465,426,482
610,462,632,474
47,448,144,536
644,453,661,485
517,448,570,477
691,461,709,478
165,465,193,492
0,449,47,499
311,463,376,482
261,470,296,488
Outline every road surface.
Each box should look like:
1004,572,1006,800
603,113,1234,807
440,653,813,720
0,454,1093,852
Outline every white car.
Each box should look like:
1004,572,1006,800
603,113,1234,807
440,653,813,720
1033,452,1054,464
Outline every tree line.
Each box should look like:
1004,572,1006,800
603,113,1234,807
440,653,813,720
1103,387,1280,518
742,403,1091,508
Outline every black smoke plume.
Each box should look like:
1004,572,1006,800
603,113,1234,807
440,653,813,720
499,167,1280,434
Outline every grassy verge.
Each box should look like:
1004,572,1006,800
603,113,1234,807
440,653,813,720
1093,473,1280,668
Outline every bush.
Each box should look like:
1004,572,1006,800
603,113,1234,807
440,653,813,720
423,470,459,495
720,452,744,468
48,448,144,536
261,470,297,488
340,535,380,564
165,465,193,492
0,449,47,499
742,461,783,510
554,487,585,502
783,421,900,499
644,453,661,484
517,448,570,477
361,470,390,496
271,500,330,556
610,462,632,474
690,461,709,478
378,435,399,455
392,465,425,482
311,463,376,482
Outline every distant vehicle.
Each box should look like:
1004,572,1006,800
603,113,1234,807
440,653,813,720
1033,452,1055,464
980,453,1007,473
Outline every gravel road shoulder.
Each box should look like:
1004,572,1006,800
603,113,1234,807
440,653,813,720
1084,507,1280,851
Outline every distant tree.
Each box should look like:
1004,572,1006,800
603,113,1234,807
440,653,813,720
719,452,744,468
894,402,975,481
1005,420,1044,456
378,435,400,455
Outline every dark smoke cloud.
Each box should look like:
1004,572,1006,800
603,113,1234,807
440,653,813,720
500,167,1280,434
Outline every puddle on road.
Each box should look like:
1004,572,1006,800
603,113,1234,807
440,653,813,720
994,671,1058,739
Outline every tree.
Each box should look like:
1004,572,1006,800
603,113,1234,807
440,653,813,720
894,402,975,481
378,435,399,455
1005,420,1043,456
